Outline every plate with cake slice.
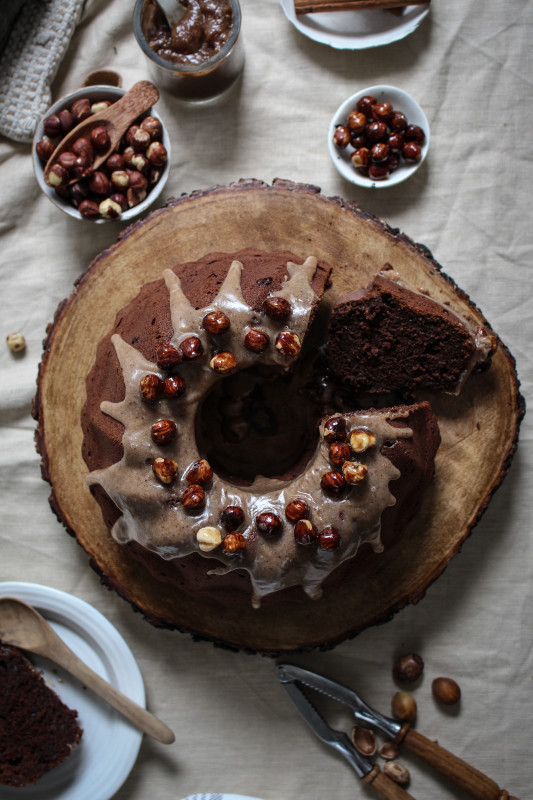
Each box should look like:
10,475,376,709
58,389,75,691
0,582,144,799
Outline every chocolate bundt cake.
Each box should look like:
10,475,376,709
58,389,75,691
0,644,82,787
328,270,497,396
81,249,442,608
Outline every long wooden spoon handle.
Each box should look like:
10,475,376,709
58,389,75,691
399,728,518,800
38,633,174,744
99,80,160,128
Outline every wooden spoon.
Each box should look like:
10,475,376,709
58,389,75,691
43,80,160,186
0,596,175,745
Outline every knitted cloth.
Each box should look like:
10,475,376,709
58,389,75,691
0,0,84,143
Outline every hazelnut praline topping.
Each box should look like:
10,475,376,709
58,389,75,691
140,373,163,403
180,336,203,360
285,498,310,522
222,531,246,555
244,328,269,353
181,484,206,510
275,330,301,357
196,526,222,552
163,374,186,399
220,505,245,532
321,471,346,497
210,351,237,374
318,526,341,550
342,461,368,485
323,416,347,443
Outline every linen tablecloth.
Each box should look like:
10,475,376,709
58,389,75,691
0,1,531,797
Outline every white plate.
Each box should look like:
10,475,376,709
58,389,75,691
0,582,144,800
328,84,430,188
279,0,430,49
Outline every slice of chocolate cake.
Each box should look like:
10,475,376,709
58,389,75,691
0,644,82,788
327,271,497,397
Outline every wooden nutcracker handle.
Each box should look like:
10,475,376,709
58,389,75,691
361,765,415,800
396,726,519,800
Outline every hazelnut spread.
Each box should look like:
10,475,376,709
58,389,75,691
145,0,233,66
86,258,415,608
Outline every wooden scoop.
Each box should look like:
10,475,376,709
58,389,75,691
43,80,160,186
0,596,175,745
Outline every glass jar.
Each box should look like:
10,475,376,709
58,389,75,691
133,0,244,102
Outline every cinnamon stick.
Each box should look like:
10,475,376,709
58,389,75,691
294,0,428,14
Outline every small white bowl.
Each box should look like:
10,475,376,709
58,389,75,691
328,84,430,189
32,85,170,222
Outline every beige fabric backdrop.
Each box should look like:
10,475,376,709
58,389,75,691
1,1,532,798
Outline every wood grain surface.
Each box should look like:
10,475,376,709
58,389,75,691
33,179,524,654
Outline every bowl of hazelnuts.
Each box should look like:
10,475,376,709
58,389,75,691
32,84,170,221
328,85,429,189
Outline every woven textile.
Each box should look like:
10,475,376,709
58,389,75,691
0,0,84,143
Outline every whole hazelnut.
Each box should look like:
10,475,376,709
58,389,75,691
368,163,390,181
317,526,341,550
90,100,112,114
388,132,405,154
203,310,231,335
89,171,111,195
127,170,148,192
152,457,178,484
329,441,352,467
222,531,246,555
432,677,461,706
371,101,393,123
275,330,301,357
342,461,368,485
47,163,68,188
196,526,222,552
58,108,74,134
366,121,388,143
140,373,163,403
256,511,283,538
6,333,26,353
57,151,78,172
393,653,424,684
244,328,269,353
320,471,346,497
371,142,390,164
35,137,55,162
294,518,318,545
72,137,94,162
391,691,417,723
185,458,213,485
146,141,168,167
323,416,347,443
163,374,186,399
125,125,151,152
78,199,100,219
99,197,122,219
110,170,130,189
351,147,370,169
390,111,408,132
71,97,91,122
127,187,147,207
180,336,203,360
383,761,410,786
284,498,309,522
209,351,237,374
90,125,111,152
131,152,150,174
110,192,128,213
356,94,377,115
402,141,422,163
156,342,182,369
263,295,292,321
43,114,62,138
106,152,125,172
405,124,426,143
333,125,351,149
181,484,206,510
346,110,367,135
141,115,163,139
349,428,376,453
220,505,245,532
151,418,177,444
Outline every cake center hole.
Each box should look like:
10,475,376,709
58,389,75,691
195,365,320,485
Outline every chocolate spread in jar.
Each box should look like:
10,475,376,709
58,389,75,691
146,0,233,66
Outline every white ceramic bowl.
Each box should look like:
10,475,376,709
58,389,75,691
328,84,430,189
32,85,170,222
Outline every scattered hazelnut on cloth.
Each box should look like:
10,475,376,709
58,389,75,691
6,332,26,353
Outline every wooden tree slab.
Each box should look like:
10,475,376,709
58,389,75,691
33,179,524,654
